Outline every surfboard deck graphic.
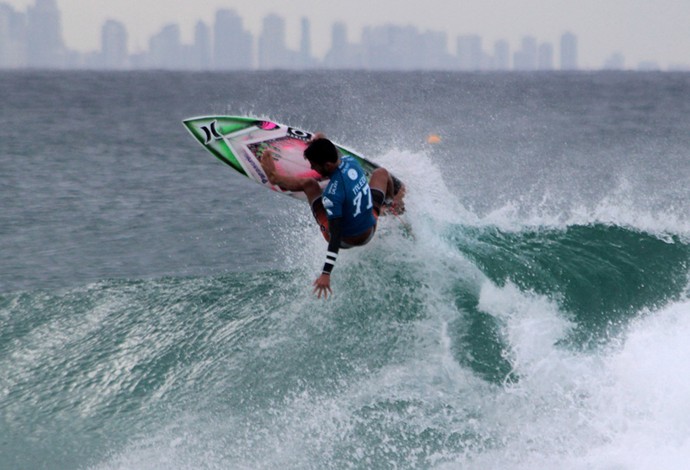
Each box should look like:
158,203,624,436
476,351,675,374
183,116,397,201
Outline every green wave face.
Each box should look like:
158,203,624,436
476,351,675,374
449,223,690,378
2,222,690,469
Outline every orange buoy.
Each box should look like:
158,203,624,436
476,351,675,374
426,133,441,144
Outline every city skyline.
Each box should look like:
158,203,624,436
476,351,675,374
1,0,689,70
1,0,688,71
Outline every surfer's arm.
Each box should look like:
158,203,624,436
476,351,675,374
313,217,342,299
322,217,343,275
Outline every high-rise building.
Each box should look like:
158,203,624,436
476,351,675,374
603,52,625,70
101,20,127,69
456,35,483,70
26,0,64,68
514,36,538,71
258,14,289,69
637,60,660,71
493,40,510,70
538,42,554,70
560,32,578,70
420,30,450,70
149,24,180,69
362,25,405,70
325,22,366,69
360,24,450,70
0,5,11,67
299,17,314,68
214,9,253,70
324,21,347,68
193,21,211,70
0,4,26,68
389,25,421,69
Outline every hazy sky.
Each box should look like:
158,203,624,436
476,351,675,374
7,0,690,68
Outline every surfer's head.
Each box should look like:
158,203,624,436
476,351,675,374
304,138,339,176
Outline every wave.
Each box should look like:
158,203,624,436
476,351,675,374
2,150,690,469
450,222,690,347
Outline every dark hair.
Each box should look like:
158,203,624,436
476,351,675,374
304,138,338,164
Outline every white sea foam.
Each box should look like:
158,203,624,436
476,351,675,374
430,290,690,470
90,148,690,470
481,176,690,239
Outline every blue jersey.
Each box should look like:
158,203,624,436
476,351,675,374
322,156,376,238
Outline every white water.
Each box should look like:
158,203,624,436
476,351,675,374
89,149,690,470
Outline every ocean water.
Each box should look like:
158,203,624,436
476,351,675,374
1,71,689,470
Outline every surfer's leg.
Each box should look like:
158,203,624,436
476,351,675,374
300,179,332,242
369,168,405,214
261,149,323,199
369,168,393,200
310,197,330,242
301,178,323,205
263,156,328,237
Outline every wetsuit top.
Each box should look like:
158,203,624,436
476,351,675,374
322,155,376,238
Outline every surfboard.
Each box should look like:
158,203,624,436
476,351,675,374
182,116,400,201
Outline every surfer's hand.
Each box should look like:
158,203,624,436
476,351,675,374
313,274,332,299
310,132,326,142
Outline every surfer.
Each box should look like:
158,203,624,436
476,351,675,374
260,135,404,299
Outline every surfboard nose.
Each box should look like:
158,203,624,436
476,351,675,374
183,117,221,146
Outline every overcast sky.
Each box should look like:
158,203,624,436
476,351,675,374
6,0,690,68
